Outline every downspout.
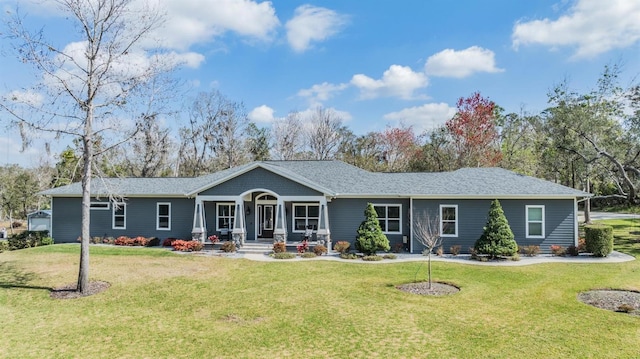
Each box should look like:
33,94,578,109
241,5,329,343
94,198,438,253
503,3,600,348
574,198,579,246
409,197,414,253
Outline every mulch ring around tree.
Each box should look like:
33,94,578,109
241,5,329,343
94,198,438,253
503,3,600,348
50,281,111,300
396,281,460,296
578,289,640,316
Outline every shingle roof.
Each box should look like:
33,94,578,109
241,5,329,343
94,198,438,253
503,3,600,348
40,160,590,198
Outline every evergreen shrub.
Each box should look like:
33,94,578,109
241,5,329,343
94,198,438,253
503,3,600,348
584,224,613,257
474,199,518,258
355,203,390,255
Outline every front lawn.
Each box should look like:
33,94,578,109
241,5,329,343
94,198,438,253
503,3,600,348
1,235,639,358
597,218,640,257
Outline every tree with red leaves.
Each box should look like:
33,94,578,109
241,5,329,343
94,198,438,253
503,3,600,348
446,92,502,168
377,125,419,172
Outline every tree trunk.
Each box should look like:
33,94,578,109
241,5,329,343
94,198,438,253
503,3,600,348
584,175,591,224
77,106,94,294
428,252,432,290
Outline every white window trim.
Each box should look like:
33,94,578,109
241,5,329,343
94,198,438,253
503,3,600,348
112,202,126,230
156,202,171,231
90,202,110,210
526,205,545,239
216,203,235,231
439,204,458,238
372,204,402,234
292,203,320,233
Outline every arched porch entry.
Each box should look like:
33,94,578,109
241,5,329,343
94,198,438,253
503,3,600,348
254,193,277,241
239,189,287,242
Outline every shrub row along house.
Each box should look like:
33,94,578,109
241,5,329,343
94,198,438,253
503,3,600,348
41,160,590,253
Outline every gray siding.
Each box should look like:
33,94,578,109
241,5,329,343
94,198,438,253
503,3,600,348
327,198,411,251
203,201,253,240
51,197,195,243
198,167,322,196
411,199,576,253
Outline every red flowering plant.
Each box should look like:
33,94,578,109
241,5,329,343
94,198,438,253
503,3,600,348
114,236,132,246
207,235,219,243
132,236,150,246
550,245,566,256
172,239,204,252
296,240,309,254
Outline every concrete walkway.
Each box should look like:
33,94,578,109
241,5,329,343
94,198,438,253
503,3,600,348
236,250,635,266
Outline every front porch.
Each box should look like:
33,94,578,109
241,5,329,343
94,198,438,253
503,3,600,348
190,188,332,250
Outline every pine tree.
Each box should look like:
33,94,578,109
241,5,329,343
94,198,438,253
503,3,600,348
355,203,390,255
474,199,517,258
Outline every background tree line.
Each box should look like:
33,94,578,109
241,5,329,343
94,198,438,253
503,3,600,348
3,64,639,220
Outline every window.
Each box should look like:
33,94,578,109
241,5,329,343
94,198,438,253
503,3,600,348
90,202,110,210
440,205,458,237
293,204,319,232
112,202,126,229
156,203,171,231
217,203,235,231
526,205,545,238
373,204,401,233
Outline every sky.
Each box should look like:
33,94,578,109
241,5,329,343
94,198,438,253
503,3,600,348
0,0,639,167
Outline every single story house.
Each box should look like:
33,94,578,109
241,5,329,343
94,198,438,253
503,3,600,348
40,160,590,253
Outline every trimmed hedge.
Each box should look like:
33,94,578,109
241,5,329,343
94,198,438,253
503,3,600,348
584,224,613,257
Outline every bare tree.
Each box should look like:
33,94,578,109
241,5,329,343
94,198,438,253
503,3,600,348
306,107,344,160
178,91,248,174
271,111,304,160
119,115,173,177
413,211,442,288
118,76,177,177
1,0,180,294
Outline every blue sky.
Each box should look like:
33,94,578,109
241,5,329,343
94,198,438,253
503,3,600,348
1,0,639,167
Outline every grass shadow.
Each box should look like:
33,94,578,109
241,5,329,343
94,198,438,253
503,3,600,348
0,261,52,292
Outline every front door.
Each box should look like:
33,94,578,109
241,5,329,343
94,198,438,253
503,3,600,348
257,204,274,239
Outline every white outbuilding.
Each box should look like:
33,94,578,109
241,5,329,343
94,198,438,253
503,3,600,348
27,210,52,232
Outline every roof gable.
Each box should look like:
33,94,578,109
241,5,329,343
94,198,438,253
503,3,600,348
194,166,326,197
187,162,335,196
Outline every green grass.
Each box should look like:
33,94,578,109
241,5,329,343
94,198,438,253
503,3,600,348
594,204,640,214
596,218,640,257
1,232,640,358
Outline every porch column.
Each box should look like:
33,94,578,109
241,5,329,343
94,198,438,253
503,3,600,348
192,198,206,242
316,198,331,252
232,200,246,246
273,198,287,243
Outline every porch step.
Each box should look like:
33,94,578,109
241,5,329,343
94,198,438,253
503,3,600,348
238,242,273,254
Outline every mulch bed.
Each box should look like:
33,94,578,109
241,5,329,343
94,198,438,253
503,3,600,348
396,281,460,296
578,289,640,316
50,281,111,300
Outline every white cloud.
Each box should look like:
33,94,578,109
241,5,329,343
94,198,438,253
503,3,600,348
512,0,640,58
0,130,59,168
384,103,457,133
297,107,352,122
351,65,428,100
297,82,349,105
6,90,43,107
248,105,275,123
286,5,348,52
161,52,206,69
155,0,281,51
425,46,504,78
